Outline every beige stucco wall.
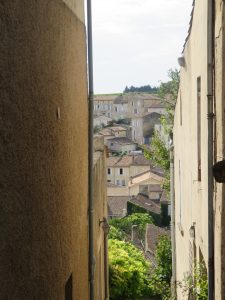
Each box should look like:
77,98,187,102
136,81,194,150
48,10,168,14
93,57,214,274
173,1,209,298
107,186,130,197
93,143,108,300
0,1,89,299
107,165,150,186
214,1,225,298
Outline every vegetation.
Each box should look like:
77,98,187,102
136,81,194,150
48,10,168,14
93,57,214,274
108,233,172,300
108,225,126,241
127,201,161,226
94,125,101,134
109,239,152,299
148,235,172,300
123,85,159,94
144,68,180,193
109,213,153,240
179,261,208,300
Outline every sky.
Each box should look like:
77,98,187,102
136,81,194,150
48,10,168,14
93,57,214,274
92,0,193,94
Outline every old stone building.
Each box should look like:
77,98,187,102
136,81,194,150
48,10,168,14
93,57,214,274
173,0,225,299
0,1,107,299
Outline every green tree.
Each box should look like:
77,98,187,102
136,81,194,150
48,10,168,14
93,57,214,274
144,68,180,193
108,225,126,241
108,239,153,299
109,213,153,239
148,235,172,300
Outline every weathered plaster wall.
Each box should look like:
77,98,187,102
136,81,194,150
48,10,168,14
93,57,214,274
173,0,209,298
93,137,108,300
0,1,88,299
214,1,225,298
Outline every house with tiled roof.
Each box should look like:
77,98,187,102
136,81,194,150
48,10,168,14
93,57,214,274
107,137,137,154
107,154,151,187
107,196,130,218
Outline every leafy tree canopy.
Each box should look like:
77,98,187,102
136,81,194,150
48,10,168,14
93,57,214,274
123,85,159,94
109,239,152,299
109,213,153,238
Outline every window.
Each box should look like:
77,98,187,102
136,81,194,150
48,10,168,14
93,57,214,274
116,179,125,186
134,108,138,114
107,168,111,175
197,77,201,181
115,107,118,112
119,168,123,175
65,274,73,300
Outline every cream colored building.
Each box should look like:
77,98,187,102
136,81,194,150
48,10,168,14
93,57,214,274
107,154,150,187
173,1,225,299
107,157,164,198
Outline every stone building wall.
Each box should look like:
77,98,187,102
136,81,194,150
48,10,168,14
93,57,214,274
214,1,225,298
0,1,89,299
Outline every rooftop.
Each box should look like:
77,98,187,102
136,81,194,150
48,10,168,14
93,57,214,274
94,94,119,101
107,137,136,146
107,196,130,217
146,223,170,254
107,154,150,167
129,194,161,215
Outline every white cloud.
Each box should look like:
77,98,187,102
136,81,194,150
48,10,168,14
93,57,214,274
92,0,193,93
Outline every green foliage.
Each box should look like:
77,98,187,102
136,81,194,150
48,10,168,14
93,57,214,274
124,85,159,94
148,235,172,299
155,235,172,282
109,213,153,240
94,125,101,134
108,226,126,241
144,131,170,172
180,261,208,300
109,239,153,299
127,201,161,226
144,69,180,194
158,68,180,105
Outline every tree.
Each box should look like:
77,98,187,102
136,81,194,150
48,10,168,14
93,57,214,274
144,68,180,193
109,213,153,240
108,239,153,299
108,226,126,241
148,235,172,300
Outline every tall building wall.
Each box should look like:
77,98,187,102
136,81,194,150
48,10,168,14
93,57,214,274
173,1,209,298
93,136,108,300
214,1,225,298
0,1,89,299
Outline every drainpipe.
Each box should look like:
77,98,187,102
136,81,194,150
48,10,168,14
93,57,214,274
170,139,176,298
207,0,214,299
87,0,95,298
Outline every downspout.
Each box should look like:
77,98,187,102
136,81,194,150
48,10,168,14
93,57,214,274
87,0,95,298
207,0,214,298
170,140,176,298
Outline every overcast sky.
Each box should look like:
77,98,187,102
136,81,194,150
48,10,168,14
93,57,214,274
92,0,193,94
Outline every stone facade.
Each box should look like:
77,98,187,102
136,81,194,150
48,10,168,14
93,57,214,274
173,1,225,299
0,1,106,299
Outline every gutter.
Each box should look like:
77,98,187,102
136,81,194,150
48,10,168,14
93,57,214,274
87,0,95,298
207,0,215,298
170,141,176,298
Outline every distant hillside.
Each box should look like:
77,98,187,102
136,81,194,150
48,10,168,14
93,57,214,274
123,85,159,94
